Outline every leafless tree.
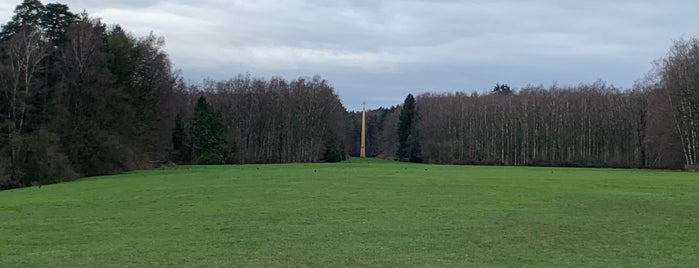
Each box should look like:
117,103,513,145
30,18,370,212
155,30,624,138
660,37,699,167
0,25,46,180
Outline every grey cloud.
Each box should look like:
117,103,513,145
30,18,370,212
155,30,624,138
1,0,697,109
61,0,160,9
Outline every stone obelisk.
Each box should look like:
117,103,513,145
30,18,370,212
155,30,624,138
360,102,366,158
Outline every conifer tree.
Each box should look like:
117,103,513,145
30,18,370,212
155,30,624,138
397,94,419,161
192,96,226,164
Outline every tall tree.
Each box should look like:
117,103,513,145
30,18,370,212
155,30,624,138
42,3,76,45
0,0,45,40
0,25,47,181
191,96,225,163
37,3,76,127
397,94,419,162
661,37,699,167
53,17,125,175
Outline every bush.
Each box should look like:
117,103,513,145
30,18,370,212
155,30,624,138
59,128,135,176
0,131,79,190
18,129,79,186
197,150,224,165
323,137,344,163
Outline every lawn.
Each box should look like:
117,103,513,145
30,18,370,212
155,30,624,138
1,158,698,267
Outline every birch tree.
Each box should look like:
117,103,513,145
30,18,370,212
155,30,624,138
661,37,699,167
1,26,46,180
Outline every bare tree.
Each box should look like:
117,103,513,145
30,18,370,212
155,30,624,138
410,82,652,168
660,37,699,167
1,25,46,180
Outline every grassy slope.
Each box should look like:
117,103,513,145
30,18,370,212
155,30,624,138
1,158,698,267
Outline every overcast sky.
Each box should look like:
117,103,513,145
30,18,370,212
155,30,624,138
1,0,697,110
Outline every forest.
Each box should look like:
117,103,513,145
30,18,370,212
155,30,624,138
344,38,699,169
1,0,698,190
350,81,685,169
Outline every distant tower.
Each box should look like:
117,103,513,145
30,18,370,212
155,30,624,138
360,102,366,158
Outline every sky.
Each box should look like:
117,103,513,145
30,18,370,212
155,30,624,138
1,0,698,110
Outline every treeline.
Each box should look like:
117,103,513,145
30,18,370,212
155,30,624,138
350,38,699,169
0,0,347,189
353,83,686,169
171,75,346,165
415,83,679,168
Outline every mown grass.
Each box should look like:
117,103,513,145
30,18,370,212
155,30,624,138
1,158,698,267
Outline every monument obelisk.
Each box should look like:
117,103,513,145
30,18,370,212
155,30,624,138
360,102,366,158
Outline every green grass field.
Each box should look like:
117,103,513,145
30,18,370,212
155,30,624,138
1,158,698,267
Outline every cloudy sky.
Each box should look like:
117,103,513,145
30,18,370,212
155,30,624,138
1,0,697,110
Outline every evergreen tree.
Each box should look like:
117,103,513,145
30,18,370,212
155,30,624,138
0,0,45,40
397,94,418,161
192,96,226,163
42,3,76,45
323,135,344,162
493,83,512,94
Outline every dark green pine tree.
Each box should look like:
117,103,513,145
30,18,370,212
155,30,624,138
492,83,512,94
0,0,46,40
192,96,226,164
42,3,77,45
323,135,344,162
397,94,419,162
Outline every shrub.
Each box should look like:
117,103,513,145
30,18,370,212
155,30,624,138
18,129,79,186
323,137,344,163
197,150,224,165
